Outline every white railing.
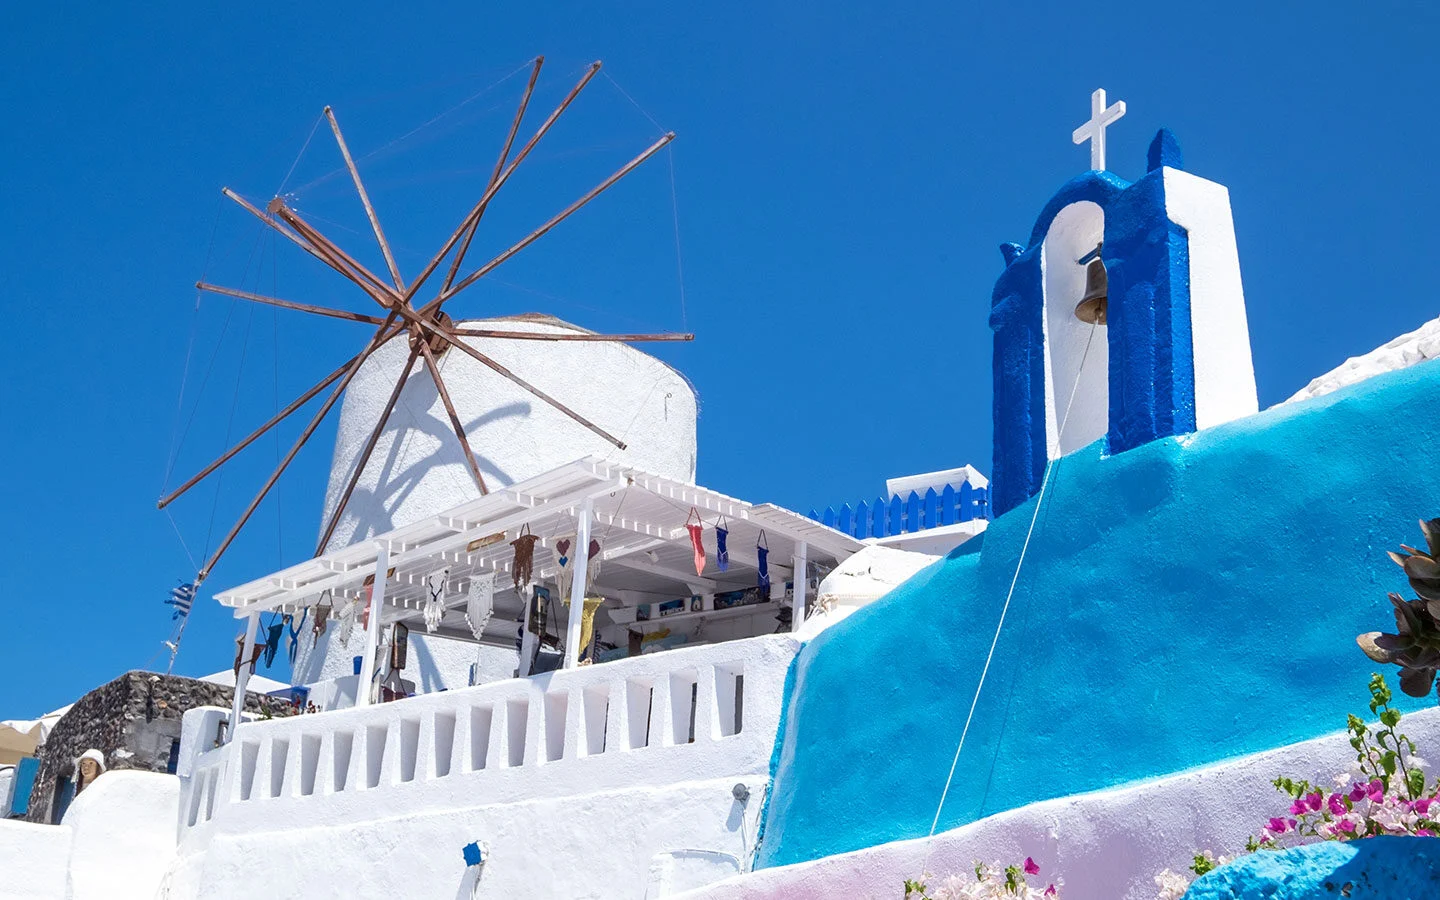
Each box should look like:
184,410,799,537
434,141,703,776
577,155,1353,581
180,635,796,841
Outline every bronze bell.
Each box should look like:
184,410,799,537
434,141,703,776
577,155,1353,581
1074,256,1108,325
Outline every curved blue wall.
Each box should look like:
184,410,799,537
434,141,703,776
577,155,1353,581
756,359,1440,869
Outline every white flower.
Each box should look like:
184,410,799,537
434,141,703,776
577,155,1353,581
1333,772,1353,788
1153,869,1191,900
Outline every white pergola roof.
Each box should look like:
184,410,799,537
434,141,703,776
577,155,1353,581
213,457,861,642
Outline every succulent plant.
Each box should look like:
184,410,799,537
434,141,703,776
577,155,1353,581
1357,518,1440,698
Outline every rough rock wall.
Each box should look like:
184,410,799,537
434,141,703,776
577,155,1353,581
24,672,286,823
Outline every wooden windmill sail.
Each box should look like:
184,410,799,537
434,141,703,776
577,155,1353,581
157,58,690,584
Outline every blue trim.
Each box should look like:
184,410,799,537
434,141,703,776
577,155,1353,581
1147,128,1183,172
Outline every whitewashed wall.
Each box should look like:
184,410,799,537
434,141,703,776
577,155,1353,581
1040,201,1109,457
682,706,1440,900
295,315,699,688
168,635,796,900
0,771,177,900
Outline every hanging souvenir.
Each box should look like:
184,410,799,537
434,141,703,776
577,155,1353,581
511,525,539,592
464,571,497,639
359,583,373,630
389,622,410,671
715,516,730,572
422,567,450,634
285,609,309,662
312,591,333,647
233,633,263,678
685,508,706,576
262,617,285,668
756,530,771,593
553,533,576,600
585,538,602,591
336,595,359,647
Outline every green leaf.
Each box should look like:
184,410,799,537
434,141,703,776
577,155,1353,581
1382,709,1402,728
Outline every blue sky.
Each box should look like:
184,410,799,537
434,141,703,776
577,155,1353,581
0,2,1434,716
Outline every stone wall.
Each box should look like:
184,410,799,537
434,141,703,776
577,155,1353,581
25,672,289,824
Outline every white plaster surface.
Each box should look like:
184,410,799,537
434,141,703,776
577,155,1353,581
0,818,70,900
682,706,1440,900
871,520,986,557
885,466,989,499
1285,315,1440,405
168,635,796,899
799,546,941,640
1162,167,1260,430
296,314,698,689
0,771,178,900
1040,201,1109,457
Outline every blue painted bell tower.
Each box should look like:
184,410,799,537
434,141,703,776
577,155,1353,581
989,93,1259,517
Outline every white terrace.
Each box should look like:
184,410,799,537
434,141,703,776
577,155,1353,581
215,456,860,721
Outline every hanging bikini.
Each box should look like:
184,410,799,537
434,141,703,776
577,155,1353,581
261,617,285,668
685,508,706,576
756,530,771,593
511,525,540,592
285,609,309,663
715,516,730,572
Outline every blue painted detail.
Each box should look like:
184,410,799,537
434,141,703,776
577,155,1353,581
903,492,920,532
922,489,939,529
1147,128,1183,172
959,481,975,522
1186,836,1440,899
8,756,38,816
853,501,869,539
999,242,1024,267
888,495,903,534
940,485,957,526
1105,167,1196,452
755,360,1440,869
872,497,887,537
837,503,853,536
462,841,485,867
822,507,836,529
989,157,1209,513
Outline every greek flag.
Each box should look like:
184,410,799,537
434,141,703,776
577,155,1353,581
166,582,196,620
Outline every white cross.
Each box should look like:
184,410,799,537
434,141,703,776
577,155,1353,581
1072,88,1126,172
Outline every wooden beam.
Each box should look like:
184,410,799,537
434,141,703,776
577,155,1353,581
314,338,424,555
421,318,626,449
268,199,403,306
196,282,386,325
396,61,602,308
439,131,677,303
609,555,720,591
442,56,544,294
325,105,405,291
197,311,402,581
417,338,488,496
447,327,694,342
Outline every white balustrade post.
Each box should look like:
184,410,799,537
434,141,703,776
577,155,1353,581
564,498,594,670
790,541,808,633
228,611,261,742
357,544,390,708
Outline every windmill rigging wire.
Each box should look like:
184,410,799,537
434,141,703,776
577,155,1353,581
919,321,1100,875
162,195,223,494
284,61,533,198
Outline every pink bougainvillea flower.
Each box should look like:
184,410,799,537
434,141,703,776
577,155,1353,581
1024,857,1040,876
1045,885,1057,897
1337,817,1358,834
1367,780,1386,802
1266,817,1294,835
1289,799,1308,815
1349,783,1369,802
1329,793,1348,816
1413,797,1434,816
1305,791,1323,811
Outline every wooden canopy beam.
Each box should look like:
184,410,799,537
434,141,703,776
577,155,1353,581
418,339,488,496
196,282,386,326
438,131,677,304
198,311,402,581
315,337,423,555
325,105,405,291
442,56,544,295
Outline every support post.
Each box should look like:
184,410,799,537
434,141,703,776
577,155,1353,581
228,611,260,742
563,498,593,670
357,544,390,707
790,541,808,633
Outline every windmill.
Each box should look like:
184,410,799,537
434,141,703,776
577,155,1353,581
157,57,690,586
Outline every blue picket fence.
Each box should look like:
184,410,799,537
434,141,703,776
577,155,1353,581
809,482,990,540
